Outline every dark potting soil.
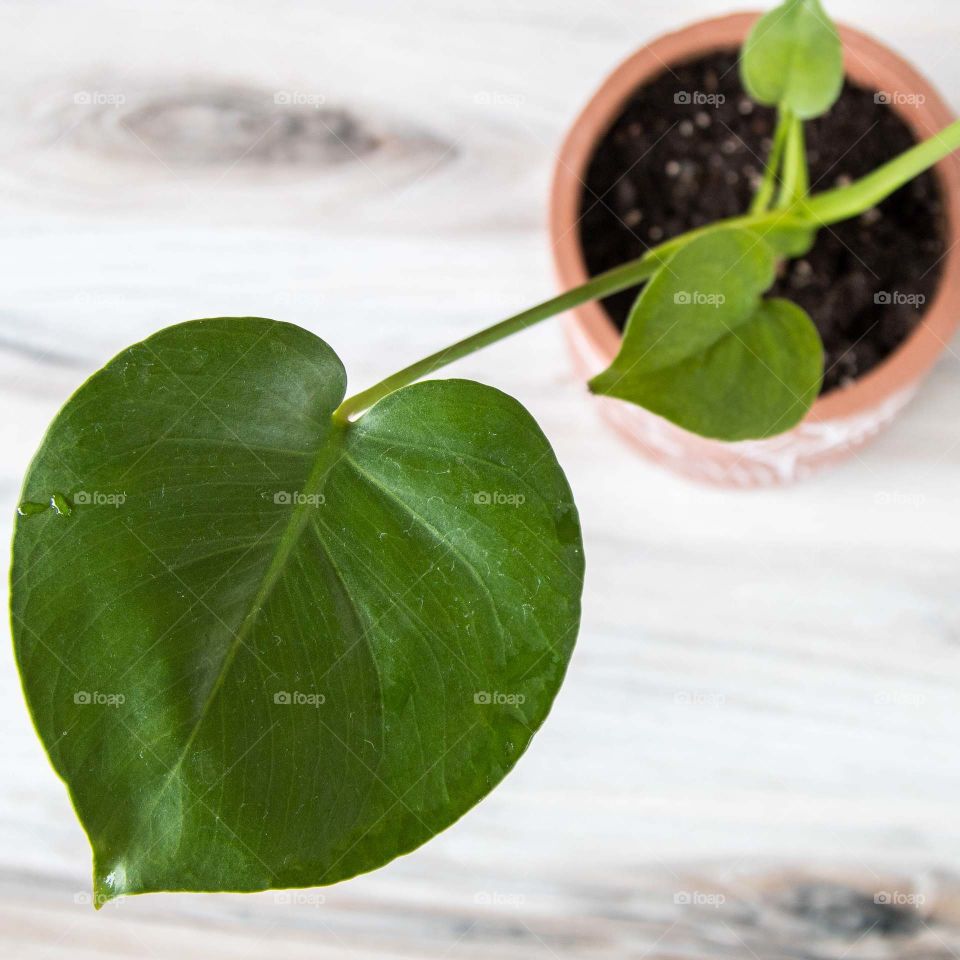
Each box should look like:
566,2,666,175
578,50,947,394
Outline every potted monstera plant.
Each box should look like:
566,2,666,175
11,0,960,905
553,6,960,484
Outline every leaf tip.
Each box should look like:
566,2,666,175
93,856,130,908
586,371,614,398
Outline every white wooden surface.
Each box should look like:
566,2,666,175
3,0,960,956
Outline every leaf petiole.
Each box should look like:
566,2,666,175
336,117,960,423
751,109,792,214
776,113,809,208
332,251,666,421
804,117,960,223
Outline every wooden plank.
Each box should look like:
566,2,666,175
3,865,960,958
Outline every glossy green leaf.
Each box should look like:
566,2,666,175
589,229,824,441
741,0,843,119
11,317,583,904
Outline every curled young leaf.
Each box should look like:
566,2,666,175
741,0,844,120
11,317,583,903
589,228,824,441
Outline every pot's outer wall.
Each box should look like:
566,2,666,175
551,12,960,486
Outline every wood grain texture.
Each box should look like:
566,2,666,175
2,0,960,956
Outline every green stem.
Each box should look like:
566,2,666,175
333,251,664,421
805,117,960,224
335,119,960,422
751,109,792,214
336,207,809,421
776,113,808,208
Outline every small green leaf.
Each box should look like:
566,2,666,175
607,298,823,440
589,229,824,441
741,0,844,119
11,317,583,902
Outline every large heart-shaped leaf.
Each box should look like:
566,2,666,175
11,317,583,904
589,228,823,440
741,0,843,120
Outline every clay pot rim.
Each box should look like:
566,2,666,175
549,11,960,425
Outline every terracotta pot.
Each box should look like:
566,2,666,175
550,12,960,487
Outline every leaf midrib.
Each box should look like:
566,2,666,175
135,418,351,841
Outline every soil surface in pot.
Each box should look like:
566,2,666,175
579,50,947,394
